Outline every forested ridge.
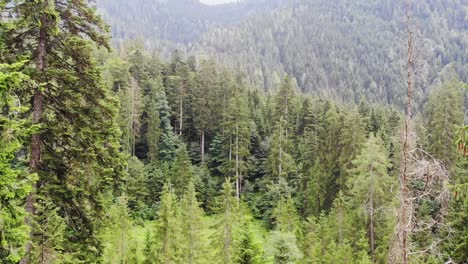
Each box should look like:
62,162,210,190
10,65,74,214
0,0,467,264
99,0,467,109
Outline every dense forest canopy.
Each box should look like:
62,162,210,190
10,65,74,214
0,0,467,264
99,0,467,109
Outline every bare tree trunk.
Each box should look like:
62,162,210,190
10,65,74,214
131,78,136,156
235,122,240,201
370,167,375,262
22,4,49,264
392,3,415,263
201,130,205,163
179,99,183,136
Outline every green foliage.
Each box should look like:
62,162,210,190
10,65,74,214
424,80,464,170
212,178,239,264
0,61,35,263
179,182,207,264
155,186,180,263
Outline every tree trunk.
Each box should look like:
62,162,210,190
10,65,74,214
22,5,49,264
235,123,240,201
370,167,375,262
179,98,183,136
201,130,205,163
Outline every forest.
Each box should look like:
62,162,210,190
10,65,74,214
0,0,467,264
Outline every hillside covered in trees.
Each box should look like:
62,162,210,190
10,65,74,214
0,1,467,264
99,0,467,109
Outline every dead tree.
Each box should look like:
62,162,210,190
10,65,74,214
388,1,450,263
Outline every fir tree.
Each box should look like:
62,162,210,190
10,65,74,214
425,80,464,170
155,186,180,264
347,134,393,260
212,178,238,264
3,1,125,261
224,80,251,200
145,77,164,163
179,181,206,264
170,144,194,197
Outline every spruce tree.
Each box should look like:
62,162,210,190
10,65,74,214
146,77,164,163
170,144,194,197
3,1,125,261
179,181,206,264
212,178,238,264
339,106,366,188
347,134,393,260
224,80,251,200
425,80,464,170
234,220,264,264
155,186,180,264
101,195,133,264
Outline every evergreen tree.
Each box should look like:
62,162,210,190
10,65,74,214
170,144,194,197
269,231,302,264
234,219,264,264
266,117,296,185
0,61,35,263
192,59,215,163
155,186,180,264
3,1,125,261
272,194,299,233
145,77,164,163
101,195,133,264
273,75,298,135
347,134,393,260
339,106,366,188
126,156,148,215
212,178,238,264
425,80,464,170
224,80,251,200
179,181,207,264
29,196,70,263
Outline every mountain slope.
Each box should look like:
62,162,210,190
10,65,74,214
98,0,467,107
97,0,286,44
194,0,466,107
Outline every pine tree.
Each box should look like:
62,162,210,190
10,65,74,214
29,196,69,264
192,59,215,163
212,178,238,264
272,194,299,233
347,134,393,260
145,77,164,163
273,75,298,136
234,219,264,264
266,117,296,185
102,195,133,264
155,186,180,264
224,80,251,200
269,194,301,264
118,76,142,156
170,144,194,197
425,80,464,170
126,156,148,214
339,106,366,189
269,231,302,264
179,182,207,264
3,1,125,261
156,87,179,163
